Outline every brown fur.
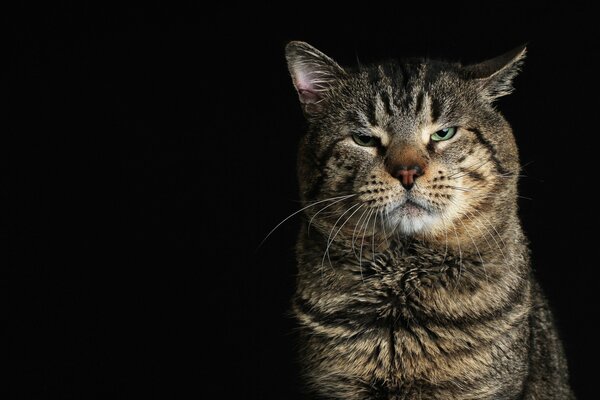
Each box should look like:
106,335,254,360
286,41,574,399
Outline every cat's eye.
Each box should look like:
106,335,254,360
352,132,380,147
431,127,457,142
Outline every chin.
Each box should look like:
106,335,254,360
385,200,440,236
394,214,439,235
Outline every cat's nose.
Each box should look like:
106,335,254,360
393,165,424,190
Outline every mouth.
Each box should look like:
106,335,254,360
384,197,437,235
396,198,430,217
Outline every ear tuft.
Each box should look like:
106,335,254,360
285,41,346,113
464,45,527,100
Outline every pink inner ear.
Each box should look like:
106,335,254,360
298,89,320,104
294,68,323,104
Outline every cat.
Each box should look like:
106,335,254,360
284,41,574,399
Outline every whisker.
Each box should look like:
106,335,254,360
445,185,473,192
450,158,531,181
492,173,528,179
448,190,533,206
445,196,498,262
447,159,490,179
258,194,356,249
307,195,357,234
322,203,363,272
469,207,507,252
464,209,506,261
516,195,533,201
371,209,378,258
352,207,370,259
520,159,535,170
359,209,374,273
465,211,495,252
378,207,390,250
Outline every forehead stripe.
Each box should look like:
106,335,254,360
365,100,378,127
379,90,394,116
415,91,425,114
430,97,442,123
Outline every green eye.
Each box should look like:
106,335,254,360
352,132,379,147
431,127,457,142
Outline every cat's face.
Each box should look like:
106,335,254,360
286,42,524,241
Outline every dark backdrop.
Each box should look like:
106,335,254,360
10,4,595,399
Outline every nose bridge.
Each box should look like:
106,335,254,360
386,139,428,190
386,139,427,169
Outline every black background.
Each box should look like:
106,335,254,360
10,3,596,399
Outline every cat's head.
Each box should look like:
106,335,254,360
286,41,525,240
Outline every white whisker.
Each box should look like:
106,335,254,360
321,203,363,271
352,207,370,259
258,194,356,249
378,207,390,250
359,209,374,274
470,207,507,250
371,209,378,258
448,159,491,179
464,209,505,261
308,195,357,234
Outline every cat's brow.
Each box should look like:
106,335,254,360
368,126,391,146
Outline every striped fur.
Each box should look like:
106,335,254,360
286,42,573,399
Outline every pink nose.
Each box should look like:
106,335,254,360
393,165,424,190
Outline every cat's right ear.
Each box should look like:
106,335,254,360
285,41,346,115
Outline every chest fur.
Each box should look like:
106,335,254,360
294,243,530,398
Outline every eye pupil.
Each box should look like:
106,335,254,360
352,132,379,147
431,127,457,142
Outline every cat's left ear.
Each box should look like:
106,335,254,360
464,45,527,101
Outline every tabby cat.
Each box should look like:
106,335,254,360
284,41,574,399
